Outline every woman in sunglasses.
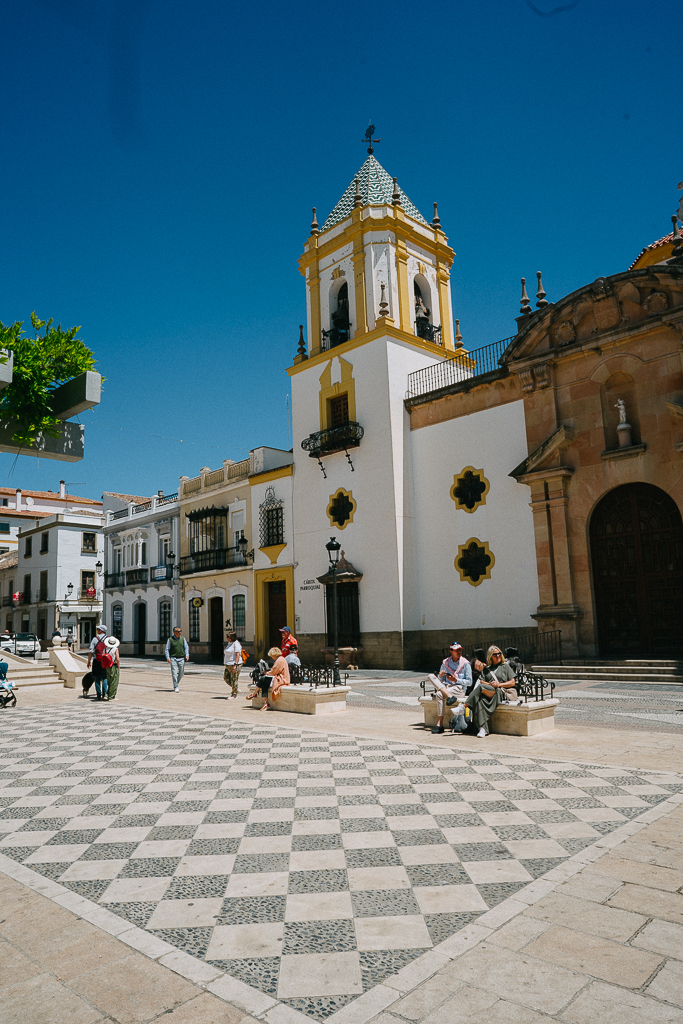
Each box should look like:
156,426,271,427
450,645,521,738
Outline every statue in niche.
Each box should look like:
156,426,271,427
615,399,627,424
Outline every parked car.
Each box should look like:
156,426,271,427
0,633,40,656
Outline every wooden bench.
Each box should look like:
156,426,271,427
419,694,559,736
249,684,352,715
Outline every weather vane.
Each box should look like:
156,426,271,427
362,122,381,154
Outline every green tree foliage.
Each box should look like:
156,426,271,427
0,313,97,446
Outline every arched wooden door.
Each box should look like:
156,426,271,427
590,483,683,657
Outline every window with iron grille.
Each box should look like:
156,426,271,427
329,393,349,428
259,487,284,547
232,594,246,639
159,600,171,642
189,602,200,642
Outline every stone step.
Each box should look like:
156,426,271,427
9,668,64,687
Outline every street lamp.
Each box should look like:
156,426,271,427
236,535,254,562
167,551,175,579
66,582,74,599
95,560,103,576
326,536,341,686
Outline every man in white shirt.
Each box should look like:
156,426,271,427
223,631,243,698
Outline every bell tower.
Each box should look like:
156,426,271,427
289,130,458,668
296,127,456,361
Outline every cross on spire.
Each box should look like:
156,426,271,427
362,122,381,154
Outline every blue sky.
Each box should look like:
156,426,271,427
1,0,678,501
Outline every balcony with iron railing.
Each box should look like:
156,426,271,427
78,588,98,601
2,595,12,607
301,422,364,460
107,491,180,525
104,572,125,589
125,568,149,586
405,336,515,401
180,546,248,575
415,318,443,346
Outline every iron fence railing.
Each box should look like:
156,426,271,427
180,546,247,575
250,663,349,689
406,336,514,399
157,492,178,505
111,508,129,520
132,500,152,514
445,630,562,666
78,588,98,601
105,572,125,589
301,421,364,458
125,568,149,585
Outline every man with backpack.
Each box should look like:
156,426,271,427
86,625,109,700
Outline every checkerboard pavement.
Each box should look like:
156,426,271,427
1,705,681,1020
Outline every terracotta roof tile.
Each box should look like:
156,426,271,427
103,491,152,503
629,229,677,269
0,551,17,570
0,487,101,505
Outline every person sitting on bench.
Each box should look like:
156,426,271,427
429,641,472,734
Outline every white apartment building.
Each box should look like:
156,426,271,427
0,510,104,646
102,490,180,656
0,482,102,557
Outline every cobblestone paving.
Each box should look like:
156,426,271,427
1,704,682,1020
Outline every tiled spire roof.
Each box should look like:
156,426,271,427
321,155,428,231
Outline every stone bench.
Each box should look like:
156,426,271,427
419,694,559,736
249,684,352,715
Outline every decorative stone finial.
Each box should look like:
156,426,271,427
432,202,441,228
353,177,362,209
378,283,390,317
392,177,401,205
520,278,532,315
296,325,307,359
536,271,548,307
454,319,463,349
310,207,319,235
670,214,683,261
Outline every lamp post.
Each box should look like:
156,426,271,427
66,582,74,599
236,535,254,563
95,560,103,576
326,536,341,686
167,551,175,578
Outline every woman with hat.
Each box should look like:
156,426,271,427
103,636,121,701
429,642,472,734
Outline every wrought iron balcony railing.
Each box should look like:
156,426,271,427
125,568,149,586
179,546,248,575
104,572,125,589
78,588,98,601
406,336,515,399
321,326,351,351
2,595,12,607
415,319,443,345
301,422,364,459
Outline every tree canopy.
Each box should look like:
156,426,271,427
0,312,98,447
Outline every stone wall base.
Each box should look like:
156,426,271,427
297,627,539,671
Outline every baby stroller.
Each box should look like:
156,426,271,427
0,661,16,708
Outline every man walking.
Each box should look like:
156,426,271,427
87,625,109,700
165,626,189,692
223,631,242,698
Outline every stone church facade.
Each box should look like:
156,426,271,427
277,155,683,668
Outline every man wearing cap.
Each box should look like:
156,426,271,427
279,626,300,667
429,642,472,734
165,626,189,692
87,625,109,700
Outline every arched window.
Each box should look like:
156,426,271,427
112,604,123,640
414,275,441,344
189,600,200,642
232,594,246,640
159,600,171,642
323,280,351,349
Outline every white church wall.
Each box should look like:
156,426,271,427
409,398,539,631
